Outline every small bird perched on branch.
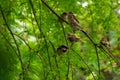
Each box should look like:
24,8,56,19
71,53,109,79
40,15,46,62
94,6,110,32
100,37,111,50
67,12,83,32
59,12,68,23
67,33,80,43
56,45,68,55
67,33,80,48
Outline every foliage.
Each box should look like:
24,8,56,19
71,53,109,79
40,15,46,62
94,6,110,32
0,0,120,80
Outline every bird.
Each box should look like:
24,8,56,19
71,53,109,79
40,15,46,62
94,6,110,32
56,45,68,55
100,37,111,49
67,33,81,48
67,33,80,43
67,12,83,32
59,12,68,23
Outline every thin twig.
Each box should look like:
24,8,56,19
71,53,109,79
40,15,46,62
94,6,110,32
94,45,100,80
61,23,69,46
99,45,120,67
28,0,52,71
71,49,96,80
60,23,70,80
81,30,96,45
98,46,114,71
14,33,31,50
81,30,100,79
13,33,32,69
0,5,25,79
49,41,60,80
37,53,46,80
41,0,69,24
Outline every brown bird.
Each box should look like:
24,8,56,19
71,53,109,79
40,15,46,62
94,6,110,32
59,12,68,23
67,33,80,48
100,37,111,49
56,45,68,55
68,12,83,32
67,33,80,43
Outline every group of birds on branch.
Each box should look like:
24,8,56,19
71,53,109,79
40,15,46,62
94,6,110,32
56,12,111,56
56,12,82,56
59,12,83,32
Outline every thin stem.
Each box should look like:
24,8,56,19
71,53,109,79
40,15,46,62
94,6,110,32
95,45,100,80
71,49,96,80
0,5,25,79
41,0,69,24
29,0,52,71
